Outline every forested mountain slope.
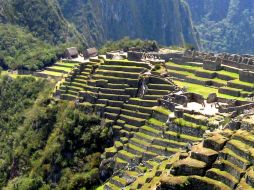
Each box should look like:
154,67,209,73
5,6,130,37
187,0,254,54
58,0,200,48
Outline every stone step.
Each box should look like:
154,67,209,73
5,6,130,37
96,70,140,79
139,125,161,137
188,176,231,190
119,129,134,139
123,124,139,132
148,144,179,157
73,78,88,84
62,81,86,88
98,92,130,101
226,139,254,162
206,168,238,189
172,157,207,176
147,118,167,131
129,137,150,150
99,65,144,73
107,83,130,89
112,125,122,136
121,109,150,119
123,104,153,114
213,159,244,180
75,75,89,80
83,85,100,92
128,98,158,107
93,75,138,87
104,112,119,121
124,143,157,161
117,150,141,164
110,176,127,188
119,114,146,127
134,132,154,143
171,118,208,138
103,60,150,68
219,148,250,170
232,129,254,148
105,106,121,114
147,83,174,91
147,89,169,96
107,100,124,107
152,137,187,149
190,144,218,166
166,128,202,141
100,87,127,95
143,95,162,100
203,132,228,151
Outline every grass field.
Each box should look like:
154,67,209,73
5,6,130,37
174,80,246,100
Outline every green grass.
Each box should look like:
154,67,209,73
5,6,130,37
174,118,208,131
165,130,202,142
217,70,239,78
148,118,166,126
56,62,79,67
49,66,73,72
40,70,64,76
167,62,240,79
153,106,172,116
231,79,254,88
174,80,246,100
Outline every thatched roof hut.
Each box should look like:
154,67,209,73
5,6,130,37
65,47,79,59
83,47,98,59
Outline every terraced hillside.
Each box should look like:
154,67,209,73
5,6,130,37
54,55,254,190
35,60,80,79
166,61,254,100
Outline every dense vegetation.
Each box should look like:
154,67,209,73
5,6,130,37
99,37,159,54
0,75,112,189
0,0,84,45
0,24,66,70
187,0,254,54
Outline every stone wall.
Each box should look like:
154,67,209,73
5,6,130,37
239,70,254,83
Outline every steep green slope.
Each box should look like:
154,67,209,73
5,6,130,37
0,24,64,70
0,75,112,189
187,0,254,54
0,0,85,45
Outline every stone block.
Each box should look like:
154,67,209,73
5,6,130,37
203,60,222,71
239,70,254,83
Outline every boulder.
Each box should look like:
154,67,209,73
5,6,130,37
207,93,217,103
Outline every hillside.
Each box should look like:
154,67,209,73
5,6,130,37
57,0,200,47
0,0,84,45
187,0,254,54
0,24,63,70
0,0,200,70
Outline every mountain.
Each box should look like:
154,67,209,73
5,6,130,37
0,0,84,45
58,0,200,48
187,0,254,54
0,0,200,70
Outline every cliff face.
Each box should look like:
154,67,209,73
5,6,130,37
58,0,200,48
99,0,199,47
187,0,254,54
0,0,200,48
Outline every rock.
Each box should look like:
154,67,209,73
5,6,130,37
207,93,217,103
